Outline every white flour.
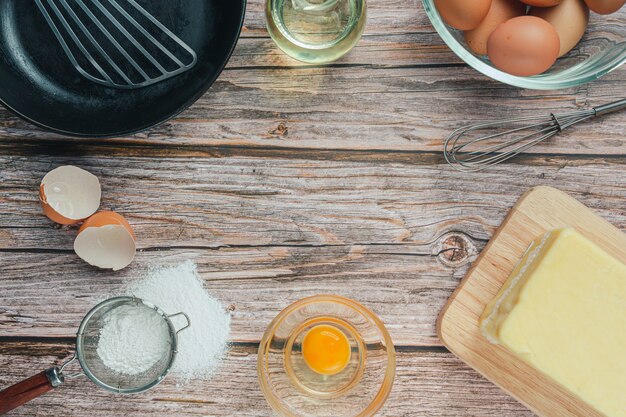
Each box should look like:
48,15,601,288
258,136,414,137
127,260,231,381
97,304,170,375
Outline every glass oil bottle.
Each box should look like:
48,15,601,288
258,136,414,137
266,0,366,64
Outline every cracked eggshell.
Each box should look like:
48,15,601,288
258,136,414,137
74,211,136,271
40,166,101,225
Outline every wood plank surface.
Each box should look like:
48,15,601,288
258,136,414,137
2,153,626,251
0,342,533,417
2,66,624,154
1,154,625,346
1,0,626,415
0,247,462,345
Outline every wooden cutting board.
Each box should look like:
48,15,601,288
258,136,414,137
437,186,626,417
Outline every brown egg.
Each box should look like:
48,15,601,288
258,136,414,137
532,0,589,57
583,0,625,14
520,0,561,5
465,0,527,55
435,0,493,30
488,16,561,76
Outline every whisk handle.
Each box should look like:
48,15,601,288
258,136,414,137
0,367,64,415
594,98,626,117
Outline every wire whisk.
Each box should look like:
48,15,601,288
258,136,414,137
444,99,626,172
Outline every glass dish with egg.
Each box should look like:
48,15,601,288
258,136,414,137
257,295,396,417
423,0,625,89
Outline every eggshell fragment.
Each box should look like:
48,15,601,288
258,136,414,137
532,0,589,57
74,211,136,271
521,0,561,6
465,0,527,55
583,0,625,14
40,166,101,225
488,16,561,76
434,0,493,30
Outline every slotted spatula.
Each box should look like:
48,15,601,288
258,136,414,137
35,0,197,89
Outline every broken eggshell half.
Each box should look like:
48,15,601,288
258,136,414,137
74,211,136,271
40,165,101,225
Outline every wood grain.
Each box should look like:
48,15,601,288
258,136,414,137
2,67,624,153
1,0,625,415
0,246,465,345
1,155,625,347
2,154,626,251
0,341,534,417
438,187,626,417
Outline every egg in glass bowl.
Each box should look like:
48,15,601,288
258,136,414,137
257,295,396,417
423,0,626,89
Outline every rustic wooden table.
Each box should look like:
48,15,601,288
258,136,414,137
1,0,625,415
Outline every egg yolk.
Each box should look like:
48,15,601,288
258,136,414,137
302,325,351,375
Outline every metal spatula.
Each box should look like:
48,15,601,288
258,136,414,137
36,0,198,89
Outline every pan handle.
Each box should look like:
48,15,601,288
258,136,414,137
0,367,64,415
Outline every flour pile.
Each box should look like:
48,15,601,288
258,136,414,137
97,304,170,375
127,260,231,381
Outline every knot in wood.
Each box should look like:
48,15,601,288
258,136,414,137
269,122,288,137
434,232,476,267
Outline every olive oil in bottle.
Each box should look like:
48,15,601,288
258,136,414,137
266,0,366,64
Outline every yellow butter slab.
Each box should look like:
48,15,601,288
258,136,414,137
480,228,626,417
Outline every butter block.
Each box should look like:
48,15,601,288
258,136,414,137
480,228,626,417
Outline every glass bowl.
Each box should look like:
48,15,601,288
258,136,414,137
422,0,626,89
257,295,396,417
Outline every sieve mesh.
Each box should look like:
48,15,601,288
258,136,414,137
76,297,178,394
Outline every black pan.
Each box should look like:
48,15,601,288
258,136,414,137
0,0,246,137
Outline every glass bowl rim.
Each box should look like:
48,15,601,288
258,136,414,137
421,0,626,90
257,294,397,417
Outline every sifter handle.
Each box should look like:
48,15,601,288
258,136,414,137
593,98,626,117
0,368,64,415
168,311,191,335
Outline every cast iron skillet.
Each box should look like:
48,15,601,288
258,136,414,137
0,0,246,137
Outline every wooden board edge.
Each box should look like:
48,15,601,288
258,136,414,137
435,185,557,346
513,185,626,261
435,185,619,417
